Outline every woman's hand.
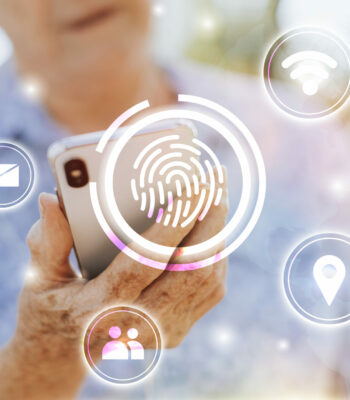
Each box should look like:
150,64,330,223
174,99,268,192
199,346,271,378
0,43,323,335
0,182,228,400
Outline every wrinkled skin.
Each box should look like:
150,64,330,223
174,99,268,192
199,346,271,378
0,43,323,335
0,175,228,399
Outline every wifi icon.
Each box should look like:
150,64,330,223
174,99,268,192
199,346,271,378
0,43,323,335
131,134,224,229
281,51,338,96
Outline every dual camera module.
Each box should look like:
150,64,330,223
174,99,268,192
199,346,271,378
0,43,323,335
64,159,89,188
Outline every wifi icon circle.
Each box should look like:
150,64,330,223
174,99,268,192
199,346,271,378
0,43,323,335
281,51,337,96
264,27,350,118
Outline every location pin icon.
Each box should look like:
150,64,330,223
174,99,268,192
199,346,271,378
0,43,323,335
313,255,346,306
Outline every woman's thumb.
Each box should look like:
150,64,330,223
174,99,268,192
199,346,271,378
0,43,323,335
27,193,75,282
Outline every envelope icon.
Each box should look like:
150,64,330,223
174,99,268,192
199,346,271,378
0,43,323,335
0,164,20,187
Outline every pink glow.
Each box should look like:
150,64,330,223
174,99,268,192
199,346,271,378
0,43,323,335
213,252,222,263
109,326,121,339
106,231,127,252
172,247,184,258
166,251,223,271
137,255,167,270
168,192,173,209
106,211,223,271
156,208,164,223
102,340,128,360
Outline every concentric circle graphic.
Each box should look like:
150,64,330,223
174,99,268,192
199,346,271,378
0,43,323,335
130,134,226,230
83,306,162,384
284,233,350,325
90,95,266,270
264,27,350,118
0,142,35,208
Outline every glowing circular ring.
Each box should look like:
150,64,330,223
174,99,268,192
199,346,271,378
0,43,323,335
284,233,350,324
264,27,350,118
105,110,251,257
0,142,35,208
84,306,162,384
91,95,266,270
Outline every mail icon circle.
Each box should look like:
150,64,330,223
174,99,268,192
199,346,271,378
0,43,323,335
0,143,35,208
0,164,20,187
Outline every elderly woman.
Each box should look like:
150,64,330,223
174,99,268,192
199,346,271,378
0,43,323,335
0,1,349,399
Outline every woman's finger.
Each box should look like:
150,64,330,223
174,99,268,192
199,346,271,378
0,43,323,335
87,188,209,303
169,259,227,317
170,167,228,266
138,167,228,306
26,193,75,287
192,282,226,322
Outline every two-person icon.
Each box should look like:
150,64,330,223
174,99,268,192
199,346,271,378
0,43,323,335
102,326,144,360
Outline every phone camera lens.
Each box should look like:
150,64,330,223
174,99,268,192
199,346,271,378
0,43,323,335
64,159,89,188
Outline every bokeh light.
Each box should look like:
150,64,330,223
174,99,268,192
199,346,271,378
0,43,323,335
153,3,165,17
20,77,44,102
329,176,349,199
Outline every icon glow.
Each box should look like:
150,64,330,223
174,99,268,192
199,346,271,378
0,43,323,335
131,135,224,228
0,142,35,208
281,51,338,96
313,255,346,306
264,28,350,118
83,306,162,384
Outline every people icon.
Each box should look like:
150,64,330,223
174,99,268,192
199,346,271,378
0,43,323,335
127,328,144,360
102,326,144,360
102,326,128,360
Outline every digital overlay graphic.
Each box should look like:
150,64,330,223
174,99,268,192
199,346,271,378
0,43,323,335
90,95,266,271
0,142,35,208
264,27,350,118
283,233,350,325
131,134,224,228
83,306,162,384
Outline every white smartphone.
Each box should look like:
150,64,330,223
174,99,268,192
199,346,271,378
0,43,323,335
48,123,196,279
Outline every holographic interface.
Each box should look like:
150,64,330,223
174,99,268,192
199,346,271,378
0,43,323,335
90,95,266,271
264,27,350,118
284,233,350,325
0,142,35,208
83,306,162,384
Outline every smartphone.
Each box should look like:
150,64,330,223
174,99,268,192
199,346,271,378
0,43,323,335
48,123,196,279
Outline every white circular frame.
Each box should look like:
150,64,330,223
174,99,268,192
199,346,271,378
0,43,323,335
90,95,266,270
84,307,161,384
284,233,350,325
105,110,251,257
0,142,35,208
265,28,350,118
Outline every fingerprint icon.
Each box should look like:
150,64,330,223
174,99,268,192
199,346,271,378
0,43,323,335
131,134,224,228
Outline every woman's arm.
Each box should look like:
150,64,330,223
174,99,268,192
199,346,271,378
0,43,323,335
0,338,85,400
0,189,227,399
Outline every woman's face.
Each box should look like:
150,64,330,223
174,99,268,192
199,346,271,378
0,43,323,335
0,0,151,78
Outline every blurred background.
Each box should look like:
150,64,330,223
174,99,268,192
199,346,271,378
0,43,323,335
1,1,350,399
3,0,350,72
152,0,350,124
1,0,350,111
150,0,350,71
154,0,350,123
